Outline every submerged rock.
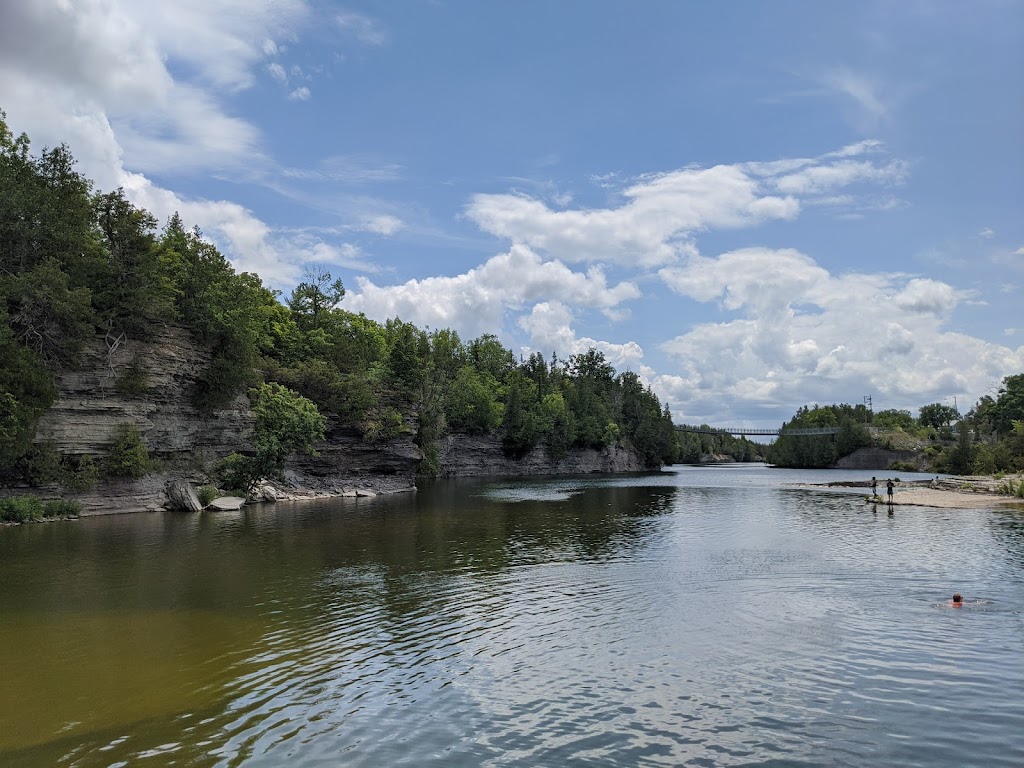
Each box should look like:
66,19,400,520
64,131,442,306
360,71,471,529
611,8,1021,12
207,496,246,511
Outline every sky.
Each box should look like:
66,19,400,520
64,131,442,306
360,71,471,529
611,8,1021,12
1,1,1022,429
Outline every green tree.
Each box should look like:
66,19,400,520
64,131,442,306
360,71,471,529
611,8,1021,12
446,366,503,434
988,374,1024,436
217,383,326,494
835,420,871,456
0,115,102,281
2,257,95,367
565,349,615,449
541,392,573,460
287,269,345,333
501,371,542,458
873,408,916,431
328,311,388,373
521,352,552,397
159,219,280,410
104,423,154,480
385,318,429,395
659,404,681,464
93,189,176,332
918,402,959,429
617,371,673,467
0,312,57,472
767,403,866,468
944,423,975,475
467,334,515,383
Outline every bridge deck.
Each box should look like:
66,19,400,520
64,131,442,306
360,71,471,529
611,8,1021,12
675,426,840,436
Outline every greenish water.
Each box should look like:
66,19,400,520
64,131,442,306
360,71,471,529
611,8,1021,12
1,465,1023,766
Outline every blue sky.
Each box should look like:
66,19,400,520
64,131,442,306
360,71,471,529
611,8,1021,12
1,1,1021,428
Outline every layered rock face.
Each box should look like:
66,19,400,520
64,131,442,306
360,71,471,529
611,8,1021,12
29,326,420,515
833,446,924,470
436,434,647,477
35,324,253,461
283,422,420,498
20,326,652,516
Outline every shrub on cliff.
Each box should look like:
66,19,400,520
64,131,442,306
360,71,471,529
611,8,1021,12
362,406,406,443
22,440,62,486
62,455,98,491
217,383,326,494
115,356,149,396
104,423,154,480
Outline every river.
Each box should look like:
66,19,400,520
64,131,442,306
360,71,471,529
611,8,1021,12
1,465,1022,767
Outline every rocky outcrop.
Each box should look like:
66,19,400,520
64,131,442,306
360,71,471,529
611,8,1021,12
207,496,246,511
833,446,925,470
25,326,419,516
166,479,203,512
18,326,652,517
436,434,648,477
700,452,738,464
278,422,420,499
19,472,188,516
35,325,254,461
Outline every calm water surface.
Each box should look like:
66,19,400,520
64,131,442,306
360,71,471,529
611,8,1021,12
1,465,1023,767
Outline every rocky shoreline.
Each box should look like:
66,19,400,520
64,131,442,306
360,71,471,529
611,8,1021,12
1,436,650,518
797,474,1024,509
0,324,659,519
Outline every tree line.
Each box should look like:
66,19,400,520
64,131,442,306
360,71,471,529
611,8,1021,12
675,427,763,463
765,381,1024,472
765,403,873,468
0,113,680,492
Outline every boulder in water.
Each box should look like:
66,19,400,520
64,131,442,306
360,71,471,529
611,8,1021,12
165,480,203,513
207,496,246,511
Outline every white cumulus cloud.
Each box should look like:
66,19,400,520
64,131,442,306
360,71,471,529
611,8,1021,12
653,246,1022,423
517,302,645,369
466,143,907,269
345,245,640,339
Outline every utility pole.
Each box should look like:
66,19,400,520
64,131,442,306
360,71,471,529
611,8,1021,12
863,395,872,425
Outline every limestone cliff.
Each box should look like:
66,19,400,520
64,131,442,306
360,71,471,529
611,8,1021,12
833,446,925,470
35,324,252,461
436,434,648,477
26,326,420,515
18,326,652,516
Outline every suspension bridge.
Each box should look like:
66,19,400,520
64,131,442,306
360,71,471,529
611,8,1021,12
675,426,841,437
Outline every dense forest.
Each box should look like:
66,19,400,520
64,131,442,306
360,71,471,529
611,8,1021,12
675,427,763,464
937,375,1024,474
0,113,681,494
765,404,872,468
766,379,1024,473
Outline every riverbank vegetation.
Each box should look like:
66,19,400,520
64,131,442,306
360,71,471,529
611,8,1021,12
766,404,872,468
0,496,80,523
0,113,680,494
675,427,763,463
768,374,1024,473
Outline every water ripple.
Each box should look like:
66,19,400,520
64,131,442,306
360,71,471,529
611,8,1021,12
2,468,1023,766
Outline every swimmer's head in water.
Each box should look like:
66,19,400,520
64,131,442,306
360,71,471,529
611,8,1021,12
952,593,963,603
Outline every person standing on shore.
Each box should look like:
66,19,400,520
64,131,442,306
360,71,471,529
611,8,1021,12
871,477,878,498
886,479,894,504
